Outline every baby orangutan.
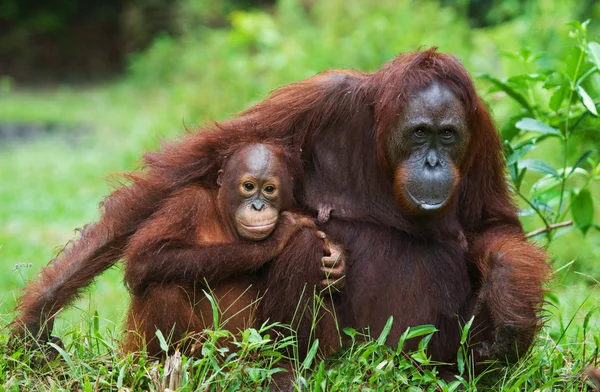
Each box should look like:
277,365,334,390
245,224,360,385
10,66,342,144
123,143,346,357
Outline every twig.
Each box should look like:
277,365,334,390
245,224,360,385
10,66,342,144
516,191,551,238
526,220,573,238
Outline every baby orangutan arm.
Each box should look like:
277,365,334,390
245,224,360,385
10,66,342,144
124,187,314,294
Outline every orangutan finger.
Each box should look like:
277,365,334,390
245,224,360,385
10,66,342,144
320,276,346,291
321,252,341,268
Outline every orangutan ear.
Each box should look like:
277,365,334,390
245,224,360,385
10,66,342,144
216,170,224,187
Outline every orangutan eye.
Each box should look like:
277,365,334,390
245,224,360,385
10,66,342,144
441,129,454,138
413,128,426,138
264,185,276,194
243,182,255,191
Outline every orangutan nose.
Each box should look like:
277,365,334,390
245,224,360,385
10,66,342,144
252,201,265,211
426,151,440,168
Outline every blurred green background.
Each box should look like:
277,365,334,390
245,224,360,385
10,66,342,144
1,0,599,338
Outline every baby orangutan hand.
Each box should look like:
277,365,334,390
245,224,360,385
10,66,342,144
274,212,318,254
280,211,318,231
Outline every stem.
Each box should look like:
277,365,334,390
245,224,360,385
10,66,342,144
517,190,551,240
526,220,573,238
568,111,589,139
557,135,569,225
547,96,600,118
556,45,585,225
576,65,598,86
523,62,540,118
556,173,593,223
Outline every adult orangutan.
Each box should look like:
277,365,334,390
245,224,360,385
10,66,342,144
12,48,548,369
122,143,345,357
139,48,549,363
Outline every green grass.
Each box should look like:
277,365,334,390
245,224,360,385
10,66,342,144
2,282,598,390
1,0,600,389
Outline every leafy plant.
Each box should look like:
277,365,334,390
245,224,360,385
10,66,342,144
480,20,600,243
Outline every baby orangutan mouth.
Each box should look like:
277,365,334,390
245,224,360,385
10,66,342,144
237,217,278,240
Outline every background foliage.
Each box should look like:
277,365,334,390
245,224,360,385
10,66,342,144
1,0,599,390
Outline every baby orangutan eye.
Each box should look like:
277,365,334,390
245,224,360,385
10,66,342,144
264,185,276,194
244,182,255,191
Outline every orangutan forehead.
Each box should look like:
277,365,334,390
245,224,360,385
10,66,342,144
401,82,466,127
227,144,279,176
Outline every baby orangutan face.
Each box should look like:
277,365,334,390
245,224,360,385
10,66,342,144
217,144,294,241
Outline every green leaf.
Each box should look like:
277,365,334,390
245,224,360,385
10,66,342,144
512,134,550,150
446,380,463,392
503,48,546,64
247,328,264,345
203,289,220,327
504,139,515,155
553,225,577,239
377,316,393,345
506,144,535,165
342,327,357,339
532,199,555,215
501,117,524,142
515,167,527,191
460,316,475,345
397,325,437,354
528,51,547,64
518,48,533,62
569,150,593,175
583,307,597,332
478,73,533,112
155,329,169,354
571,189,594,233
48,341,75,372
531,174,561,196
576,85,598,116
545,291,561,304
93,310,100,335
457,348,465,375
543,71,570,89
508,163,519,186
83,378,92,392
302,339,319,370
549,86,568,111
582,19,591,29
501,51,521,61
515,118,562,137
566,20,589,33
509,73,546,82
588,42,600,68
313,361,325,392
507,73,545,88
532,168,588,197
117,365,126,389
418,333,434,353
519,159,559,177
406,325,438,340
